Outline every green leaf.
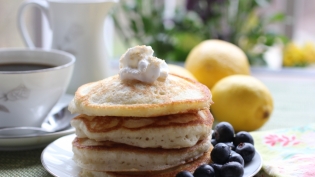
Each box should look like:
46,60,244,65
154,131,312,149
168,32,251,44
268,13,286,23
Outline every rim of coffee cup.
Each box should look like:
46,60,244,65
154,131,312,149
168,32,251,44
0,48,75,74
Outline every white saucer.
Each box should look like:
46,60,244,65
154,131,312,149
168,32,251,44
0,94,75,151
42,134,262,177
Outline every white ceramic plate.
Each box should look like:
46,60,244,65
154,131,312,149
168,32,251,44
42,134,262,177
0,94,75,151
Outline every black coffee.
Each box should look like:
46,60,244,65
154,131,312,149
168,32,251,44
0,63,55,71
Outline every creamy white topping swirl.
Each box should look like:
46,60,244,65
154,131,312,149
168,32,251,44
119,45,169,83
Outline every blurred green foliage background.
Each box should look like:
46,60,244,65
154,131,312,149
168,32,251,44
112,0,288,66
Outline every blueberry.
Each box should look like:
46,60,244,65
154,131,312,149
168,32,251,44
193,164,215,177
210,163,222,177
211,139,217,146
176,170,193,177
212,130,216,139
222,142,235,150
210,143,231,164
235,142,255,163
220,162,244,177
214,122,235,142
228,152,244,166
230,150,237,155
233,131,254,146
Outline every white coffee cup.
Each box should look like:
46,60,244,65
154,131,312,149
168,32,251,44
18,0,118,94
0,48,75,127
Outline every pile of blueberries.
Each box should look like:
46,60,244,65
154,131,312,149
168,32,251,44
176,122,255,177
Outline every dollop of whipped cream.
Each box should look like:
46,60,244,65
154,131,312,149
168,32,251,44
119,45,169,84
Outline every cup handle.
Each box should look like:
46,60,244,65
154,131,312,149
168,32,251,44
17,0,51,49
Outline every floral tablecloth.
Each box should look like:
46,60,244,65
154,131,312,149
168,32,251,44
251,124,315,177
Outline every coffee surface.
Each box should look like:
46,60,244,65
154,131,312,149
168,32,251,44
0,63,55,71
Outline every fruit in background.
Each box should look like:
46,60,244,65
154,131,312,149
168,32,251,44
210,75,273,132
185,39,250,89
302,42,315,64
283,42,307,67
168,64,197,80
283,42,315,67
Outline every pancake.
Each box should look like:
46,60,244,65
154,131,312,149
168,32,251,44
71,109,213,149
79,146,212,177
68,74,212,117
72,136,212,172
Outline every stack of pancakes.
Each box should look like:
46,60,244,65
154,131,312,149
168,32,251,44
68,73,214,177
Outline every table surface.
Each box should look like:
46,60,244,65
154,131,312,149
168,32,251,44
1,67,314,177
252,67,315,131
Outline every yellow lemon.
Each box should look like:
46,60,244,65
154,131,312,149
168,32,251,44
210,75,273,132
168,64,197,80
302,42,315,63
185,39,250,89
283,42,307,67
